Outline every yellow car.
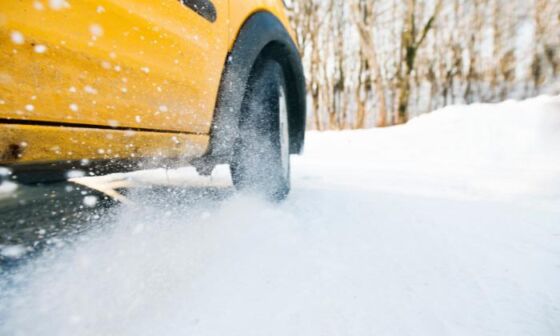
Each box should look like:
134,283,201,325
0,0,306,199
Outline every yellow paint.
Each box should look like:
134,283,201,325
0,0,295,166
228,0,296,50
0,0,229,133
0,124,208,164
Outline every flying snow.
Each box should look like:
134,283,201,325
0,245,27,259
33,44,47,54
48,0,69,11
82,195,98,208
33,1,45,11
0,96,559,336
10,31,24,45
89,24,104,38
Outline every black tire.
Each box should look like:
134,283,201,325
230,59,290,201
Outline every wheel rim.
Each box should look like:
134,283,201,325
278,86,290,181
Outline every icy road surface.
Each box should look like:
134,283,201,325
1,96,560,335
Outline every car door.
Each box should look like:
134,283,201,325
0,0,229,134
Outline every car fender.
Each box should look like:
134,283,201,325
206,11,306,162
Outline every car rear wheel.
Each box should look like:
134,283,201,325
230,60,290,201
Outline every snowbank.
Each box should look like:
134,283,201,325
299,95,560,204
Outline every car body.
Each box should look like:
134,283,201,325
0,0,306,193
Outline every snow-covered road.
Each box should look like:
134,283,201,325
1,96,560,335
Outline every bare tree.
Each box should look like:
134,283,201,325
287,0,559,130
394,0,442,124
351,0,388,127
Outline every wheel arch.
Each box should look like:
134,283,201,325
205,11,306,163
